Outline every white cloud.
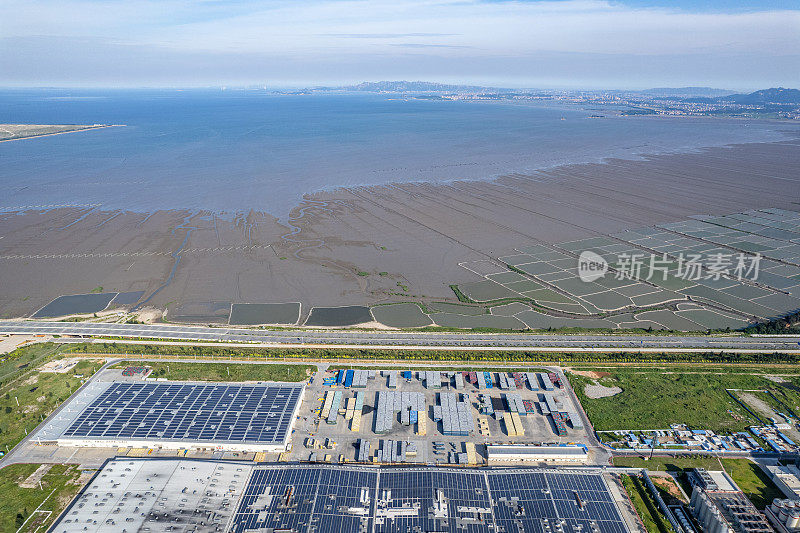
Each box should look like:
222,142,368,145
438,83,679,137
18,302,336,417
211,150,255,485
3,0,798,54
1,0,798,86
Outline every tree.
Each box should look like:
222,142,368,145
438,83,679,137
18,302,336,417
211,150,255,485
16,510,27,528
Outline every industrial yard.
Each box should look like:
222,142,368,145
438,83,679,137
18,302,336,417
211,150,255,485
2,360,595,473
288,366,595,466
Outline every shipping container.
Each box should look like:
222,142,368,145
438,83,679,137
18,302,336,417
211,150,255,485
511,412,525,436
503,412,516,437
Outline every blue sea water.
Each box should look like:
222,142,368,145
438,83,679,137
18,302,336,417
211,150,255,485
0,89,791,218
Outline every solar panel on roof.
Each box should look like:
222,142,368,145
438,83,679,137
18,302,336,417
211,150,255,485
60,381,302,445
229,465,630,533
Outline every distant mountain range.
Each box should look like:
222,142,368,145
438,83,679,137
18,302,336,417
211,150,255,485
720,87,800,104
672,87,800,105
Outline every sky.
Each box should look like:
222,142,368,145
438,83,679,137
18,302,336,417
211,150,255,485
1,0,798,89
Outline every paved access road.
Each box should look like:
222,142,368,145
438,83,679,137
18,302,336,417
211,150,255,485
2,320,800,352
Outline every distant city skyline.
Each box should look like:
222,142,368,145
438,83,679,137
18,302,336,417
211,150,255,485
1,0,798,89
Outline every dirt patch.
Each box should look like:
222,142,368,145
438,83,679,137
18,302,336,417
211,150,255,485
133,307,164,324
0,335,53,355
651,476,687,503
58,492,77,507
22,374,39,386
72,468,95,486
570,369,611,379
39,358,80,373
739,392,777,419
584,381,623,399
765,375,788,383
19,464,52,488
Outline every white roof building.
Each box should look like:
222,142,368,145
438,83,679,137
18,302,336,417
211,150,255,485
768,464,800,499
486,444,588,463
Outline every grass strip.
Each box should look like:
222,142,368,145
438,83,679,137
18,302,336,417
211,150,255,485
0,463,85,533
69,342,800,365
622,474,675,533
107,361,313,382
0,349,101,453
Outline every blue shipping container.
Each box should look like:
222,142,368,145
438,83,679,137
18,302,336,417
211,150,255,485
767,439,785,452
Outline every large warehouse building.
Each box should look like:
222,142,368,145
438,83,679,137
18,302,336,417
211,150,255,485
487,443,589,463
52,459,633,533
34,380,305,452
52,459,254,532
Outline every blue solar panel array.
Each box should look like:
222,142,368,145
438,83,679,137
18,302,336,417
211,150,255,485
231,465,630,533
378,469,490,532
489,470,629,533
233,466,376,532
61,382,303,444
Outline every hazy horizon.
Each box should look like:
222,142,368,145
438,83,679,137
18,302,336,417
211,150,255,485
0,82,793,93
1,0,798,89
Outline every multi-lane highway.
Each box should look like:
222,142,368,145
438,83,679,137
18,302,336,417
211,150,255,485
2,320,799,352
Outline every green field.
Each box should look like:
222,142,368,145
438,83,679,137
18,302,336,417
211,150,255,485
763,383,800,417
613,455,723,471
0,343,64,386
622,474,674,533
109,361,314,382
0,463,86,533
721,458,784,509
0,345,102,453
569,367,783,432
569,363,800,374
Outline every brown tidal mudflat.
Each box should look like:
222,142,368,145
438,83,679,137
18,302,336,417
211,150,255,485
0,139,798,323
